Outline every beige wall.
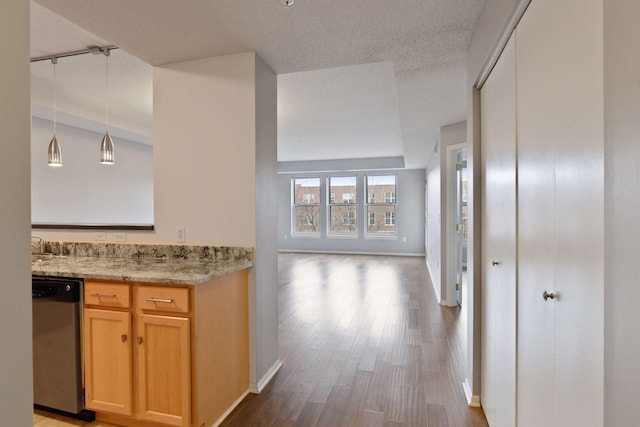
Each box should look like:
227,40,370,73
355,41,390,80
151,52,257,245
0,1,34,425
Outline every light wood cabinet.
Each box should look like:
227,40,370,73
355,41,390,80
83,270,249,427
138,314,190,427
84,308,133,415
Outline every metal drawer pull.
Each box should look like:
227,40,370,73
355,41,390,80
543,290,556,301
121,334,127,342
146,297,174,304
92,293,117,299
491,260,500,266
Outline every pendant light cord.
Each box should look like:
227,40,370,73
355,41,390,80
52,57,57,135
105,50,110,132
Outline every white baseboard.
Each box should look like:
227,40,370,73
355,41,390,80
463,379,481,407
278,249,426,257
211,389,250,427
249,359,283,394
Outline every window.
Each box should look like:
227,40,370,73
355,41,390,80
384,192,396,203
343,211,355,226
385,211,395,225
366,175,397,235
342,193,355,203
292,178,321,235
329,176,357,235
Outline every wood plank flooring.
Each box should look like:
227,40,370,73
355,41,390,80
35,253,487,427
221,253,488,427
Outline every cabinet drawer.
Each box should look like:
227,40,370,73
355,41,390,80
85,282,131,308
137,286,190,314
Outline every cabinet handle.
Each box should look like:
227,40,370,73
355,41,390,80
543,290,556,301
92,293,117,299
491,260,500,266
146,298,174,304
137,337,143,345
121,334,127,342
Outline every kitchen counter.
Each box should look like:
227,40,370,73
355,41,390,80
30,242,253,285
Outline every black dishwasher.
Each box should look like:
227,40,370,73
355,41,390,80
32,276,94,421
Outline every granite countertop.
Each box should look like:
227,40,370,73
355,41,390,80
31,255,253,285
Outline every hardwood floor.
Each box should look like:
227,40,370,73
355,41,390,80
33,409,120,427
222,253,487,427
35,253,486,427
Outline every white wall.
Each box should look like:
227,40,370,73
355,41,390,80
0,1,33,425
440,122,466,306
426,151,441,300
36,52,280,394
604,1,640,425
31,117,153,225
277,167,426,255
425,122,466,305
252,55,280,390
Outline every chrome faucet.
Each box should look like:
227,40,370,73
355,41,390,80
31,235,45,255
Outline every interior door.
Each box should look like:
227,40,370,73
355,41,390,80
454,150,468,306
515,0,604,425
480,32,517,427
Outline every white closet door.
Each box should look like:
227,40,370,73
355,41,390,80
480,33,517,427
515,0,604,426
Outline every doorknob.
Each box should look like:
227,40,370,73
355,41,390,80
543,290,556,301
491,260,500,266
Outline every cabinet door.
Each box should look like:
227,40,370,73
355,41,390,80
138,314,191,427
480,32,517,427
84,308,133,415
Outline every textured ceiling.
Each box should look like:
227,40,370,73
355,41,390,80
31,0,484,168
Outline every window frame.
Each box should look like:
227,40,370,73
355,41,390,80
327,176,359,237
365,174,398,237
291,177,321,237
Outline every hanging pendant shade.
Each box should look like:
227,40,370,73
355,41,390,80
100,131,115,164
100,49,115,165
48,57,63,167
48,134,62,166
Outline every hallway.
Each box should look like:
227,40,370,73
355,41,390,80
222,253,487,426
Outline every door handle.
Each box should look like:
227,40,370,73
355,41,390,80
543,290,556,301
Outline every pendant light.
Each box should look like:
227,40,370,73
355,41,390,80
100,48,115,165
47,57,62,167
